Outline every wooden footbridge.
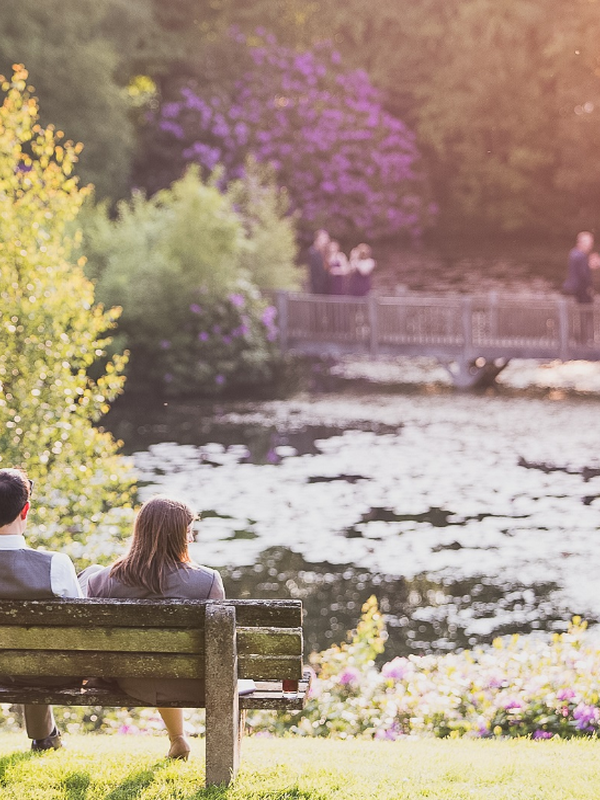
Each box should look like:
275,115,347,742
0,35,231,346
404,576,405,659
276,291,600,387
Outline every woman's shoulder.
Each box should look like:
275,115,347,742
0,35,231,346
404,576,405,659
184,561,219,576
85,565,114,597
169,562,224,598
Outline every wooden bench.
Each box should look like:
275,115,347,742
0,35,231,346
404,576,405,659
0,598,309,785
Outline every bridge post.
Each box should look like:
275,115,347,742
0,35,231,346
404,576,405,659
557,297,569,361
368,295,379,357
460,295,473,361
489,291,498,338
276,291,289,352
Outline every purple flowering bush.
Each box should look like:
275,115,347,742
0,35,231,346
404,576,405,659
152,32,435,239
158,285,281,396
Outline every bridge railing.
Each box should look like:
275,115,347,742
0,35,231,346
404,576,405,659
277,291,600,360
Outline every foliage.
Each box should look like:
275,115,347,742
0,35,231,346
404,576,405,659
149,31,434,240
0,68,134,555
227,158,301,292
256,606,600,740
83,167,291,396
257,0,600,235
0,0,143,200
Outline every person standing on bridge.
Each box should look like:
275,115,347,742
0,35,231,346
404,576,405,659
307,229,330,294
562,231,599,343
325,240,350,295
349,243,376,296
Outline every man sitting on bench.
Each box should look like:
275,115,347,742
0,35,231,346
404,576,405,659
0,468,82,751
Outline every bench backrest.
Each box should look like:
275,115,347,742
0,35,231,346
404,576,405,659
0,598,303,682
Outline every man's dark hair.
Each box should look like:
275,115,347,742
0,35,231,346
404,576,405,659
0,468,30,527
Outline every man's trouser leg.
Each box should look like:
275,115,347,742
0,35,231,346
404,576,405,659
23,705,55,739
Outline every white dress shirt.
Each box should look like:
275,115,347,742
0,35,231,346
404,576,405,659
0,535,83,598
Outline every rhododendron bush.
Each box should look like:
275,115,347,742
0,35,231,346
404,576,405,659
153,32,435,239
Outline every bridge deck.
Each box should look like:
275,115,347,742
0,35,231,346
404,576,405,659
277,292,600,363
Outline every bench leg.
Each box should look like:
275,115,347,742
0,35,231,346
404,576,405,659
205,603,240,786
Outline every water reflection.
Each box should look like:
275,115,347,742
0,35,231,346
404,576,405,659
106,391,600,656
221,546,567,658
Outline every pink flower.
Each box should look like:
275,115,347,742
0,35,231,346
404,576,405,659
338,667,361,686
556,688,576,701
381,657,411,681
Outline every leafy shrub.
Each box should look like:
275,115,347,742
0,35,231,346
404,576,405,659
83,167,294,396
150,31,435,240
0,67,134,556
227,158,301,291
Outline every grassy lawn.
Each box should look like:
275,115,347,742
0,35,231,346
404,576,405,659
0,733,598,799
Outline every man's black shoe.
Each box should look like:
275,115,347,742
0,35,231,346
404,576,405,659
31,727,62,752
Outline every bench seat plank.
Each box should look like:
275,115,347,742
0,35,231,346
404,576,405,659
0,671,312,711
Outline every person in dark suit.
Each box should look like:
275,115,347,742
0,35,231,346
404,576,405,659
563,231,599,343
307,229,330,294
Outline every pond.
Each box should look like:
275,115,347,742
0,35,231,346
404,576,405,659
105,379,600,660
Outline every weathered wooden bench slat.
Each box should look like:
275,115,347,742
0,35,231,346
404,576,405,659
0,652,303,681
0,626,301,656
0,650,202,679
0,626,202,653
0,599,302,628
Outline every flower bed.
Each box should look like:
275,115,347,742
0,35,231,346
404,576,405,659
249,598,600,740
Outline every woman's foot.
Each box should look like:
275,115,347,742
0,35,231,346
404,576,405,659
167,735,191,760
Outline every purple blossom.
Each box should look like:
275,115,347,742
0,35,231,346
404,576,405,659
198,332,209,342
228,293,245,308
501,698,525,711
338,667,361,686
261,306,277,326
159,339,171,350
572,703,599,731
190,303,203,314
215,374,226,386
381,657,412,681
556,688,576,701
533,730,553,740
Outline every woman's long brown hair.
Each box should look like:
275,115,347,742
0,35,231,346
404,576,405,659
110,496,194,594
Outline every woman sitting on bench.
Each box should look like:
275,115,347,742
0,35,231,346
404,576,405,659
84,495,225,761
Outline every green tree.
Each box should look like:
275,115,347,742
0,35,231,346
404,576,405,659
0,67,133,556
0,0,142,199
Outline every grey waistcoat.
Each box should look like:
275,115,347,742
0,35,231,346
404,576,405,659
0,549,54,599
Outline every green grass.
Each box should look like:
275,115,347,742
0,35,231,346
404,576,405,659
0,733,598,799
